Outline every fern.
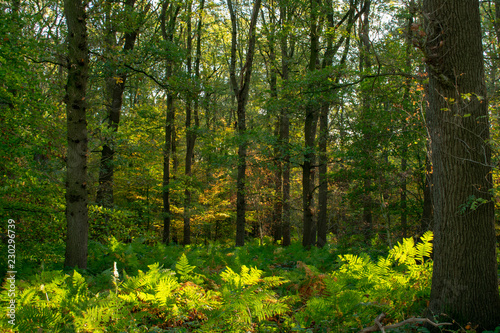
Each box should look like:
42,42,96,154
17,303,64,332
176,253,196,280
73,295,128,332
388,232,433,269
389,237,417,266
415,231,433,263
205,265,289,332
297,233,435,331
154,275,179,307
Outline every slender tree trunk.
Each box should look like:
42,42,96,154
163,89,174,244
262,7,282,243
161,1,180,244
317,103,328,247
63,0,89,269
302,0,321,248
358,0,373,240
227,0,262,247
399,0,414,238
183,1,193,245
424,0,500,328
280,2,291,247
400,155,407,237
183,0,205,245
96,0,138,208
316,0,355,247
420,148,433,232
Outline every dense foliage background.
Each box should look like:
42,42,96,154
1,0,500,331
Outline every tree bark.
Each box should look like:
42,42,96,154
421,144,433,233
280,2,291,247
302,0,321,248
317,0,356,247
96,0,139,208
227,0,262,247
400,0,415,239
183,0,205,245
63,0,89,269
424,0,500,328
261,6,282,243
358,0,373,240
183,1,193,245
161,1,180,244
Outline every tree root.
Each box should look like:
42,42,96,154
358,312,453,333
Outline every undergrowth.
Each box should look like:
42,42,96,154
0,232,497,332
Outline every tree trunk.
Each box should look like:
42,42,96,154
183,0,205,245
280,2,291,247
302,0,321,248
424,0,500,328
96,0,138,208
358,0,373,240
421,145,433,233
63,0,89,269
262,7,282,243
317,103,328,247
398,0,414,238
183,1,193,245
161,1,180,244
316,0,355,247
227,0,262,247
163,90,174,244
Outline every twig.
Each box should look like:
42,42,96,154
358,313,453,333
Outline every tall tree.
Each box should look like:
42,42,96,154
161,0,180,244
358,0,373,240
227,0,262,246
400,0,417,238
96,0,140,208
302,0,321,248
259,1,283,243
183,0,205,245
63,0,89,269
317,0,356,247
423,0,500,328
279,0,292,246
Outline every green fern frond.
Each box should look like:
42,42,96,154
221,265,262,289
415,231,433,263
389,237,417,266
176,253,195,279
19,288,38,304
204,265,289,331
338,254,367,274
17,304,63,332
154,275,179,306
67,270,88,301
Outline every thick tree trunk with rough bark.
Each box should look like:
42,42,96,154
424,0,500,328
64,0,89,269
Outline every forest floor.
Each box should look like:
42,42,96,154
0,233,499,333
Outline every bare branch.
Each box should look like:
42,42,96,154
358,313,452,333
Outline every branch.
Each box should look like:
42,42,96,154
123,64,170,90
358,313,452,333
303,71,421,95
24,54,66,68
